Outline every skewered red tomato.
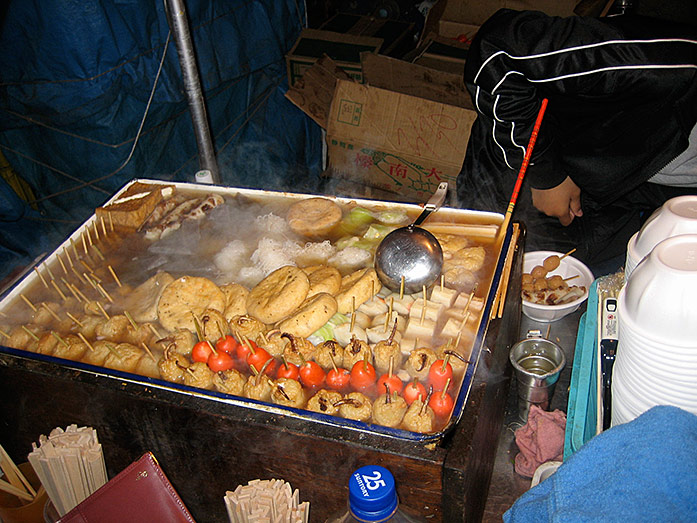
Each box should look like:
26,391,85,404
207,350,234,372
235,338,257,361
350,358,376,391
299,360,326,388
192,340,214,363
428,356,453,391
216,334,238,354
377,372,403,395
247,346,275,376
429,381,454,418
326,367,351,390
403,379,426,405
276,358,300,380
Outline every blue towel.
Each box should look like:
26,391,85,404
504,406,697,522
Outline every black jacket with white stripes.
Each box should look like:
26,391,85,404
459,9,697,208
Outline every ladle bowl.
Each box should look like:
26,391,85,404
374,182,447,294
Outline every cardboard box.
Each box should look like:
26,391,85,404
285,28,383,86
325,53,477,201
285,55,352,128
319,13,415,58
410,34,469,75
422,0,582,45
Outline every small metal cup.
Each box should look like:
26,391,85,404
509,335,566,422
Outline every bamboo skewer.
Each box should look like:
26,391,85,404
34,267,49,289
57,254,68,275
51,280,68,302
22,326,40,342
78,333,95,352
66,312,85,328
108,265,122,287
141,342,157,362
41,303,63,323
101,216,108,237
20,294,38,312
96,283,114,303
96,302,110,320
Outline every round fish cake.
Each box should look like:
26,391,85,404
303,265,341,297
335,268,381,314
157,276,226,332
286,197,342,238
276,292,337,338
220,282,249,321
246,266,309,324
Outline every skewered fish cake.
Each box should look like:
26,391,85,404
157,276,226,332
257,329,288,357
183,361,215,389
95,315,131,342
200,309,228,341
271,378,305,408
314,340,344,371
402,397,435,433
229,315,266,341
157,346,189,383
307,389,343,415
372,322,402,375
243,373,273,402
281,333,315,366
342,336,372,370
213,368,246,396
83,340,113,367
372,392,407,428
51,334,88,361
337,392,372,422
103,342,143,373
405,347,437,380
154,328,196,356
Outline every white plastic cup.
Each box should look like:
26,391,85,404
195,169,214,184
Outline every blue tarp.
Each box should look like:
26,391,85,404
0,0,322,284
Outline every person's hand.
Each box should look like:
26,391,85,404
531,176,583,226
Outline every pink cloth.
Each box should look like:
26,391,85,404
514,405,567,478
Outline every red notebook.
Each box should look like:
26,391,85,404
58,452,195,523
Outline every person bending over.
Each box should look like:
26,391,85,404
458,8,697,270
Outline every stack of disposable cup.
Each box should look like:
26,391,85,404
612,234,697,426
625,195,697,279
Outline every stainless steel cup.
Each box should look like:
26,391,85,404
509,335,566,421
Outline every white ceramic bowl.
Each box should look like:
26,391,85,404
620,234,697,345
521,250,594,322
626,195,697,279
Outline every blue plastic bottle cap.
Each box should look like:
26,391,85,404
348,465,398,522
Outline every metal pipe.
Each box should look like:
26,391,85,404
165,0,221,184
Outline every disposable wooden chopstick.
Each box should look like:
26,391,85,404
494,223,520,318
0,443,36,497
0,477,34,502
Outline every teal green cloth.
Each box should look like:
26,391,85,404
505,406,697,522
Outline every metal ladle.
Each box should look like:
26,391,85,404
374,182,448,294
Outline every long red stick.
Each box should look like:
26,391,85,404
497,98,549,242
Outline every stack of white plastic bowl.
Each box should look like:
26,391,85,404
625,195,697,278
612,233,697,426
